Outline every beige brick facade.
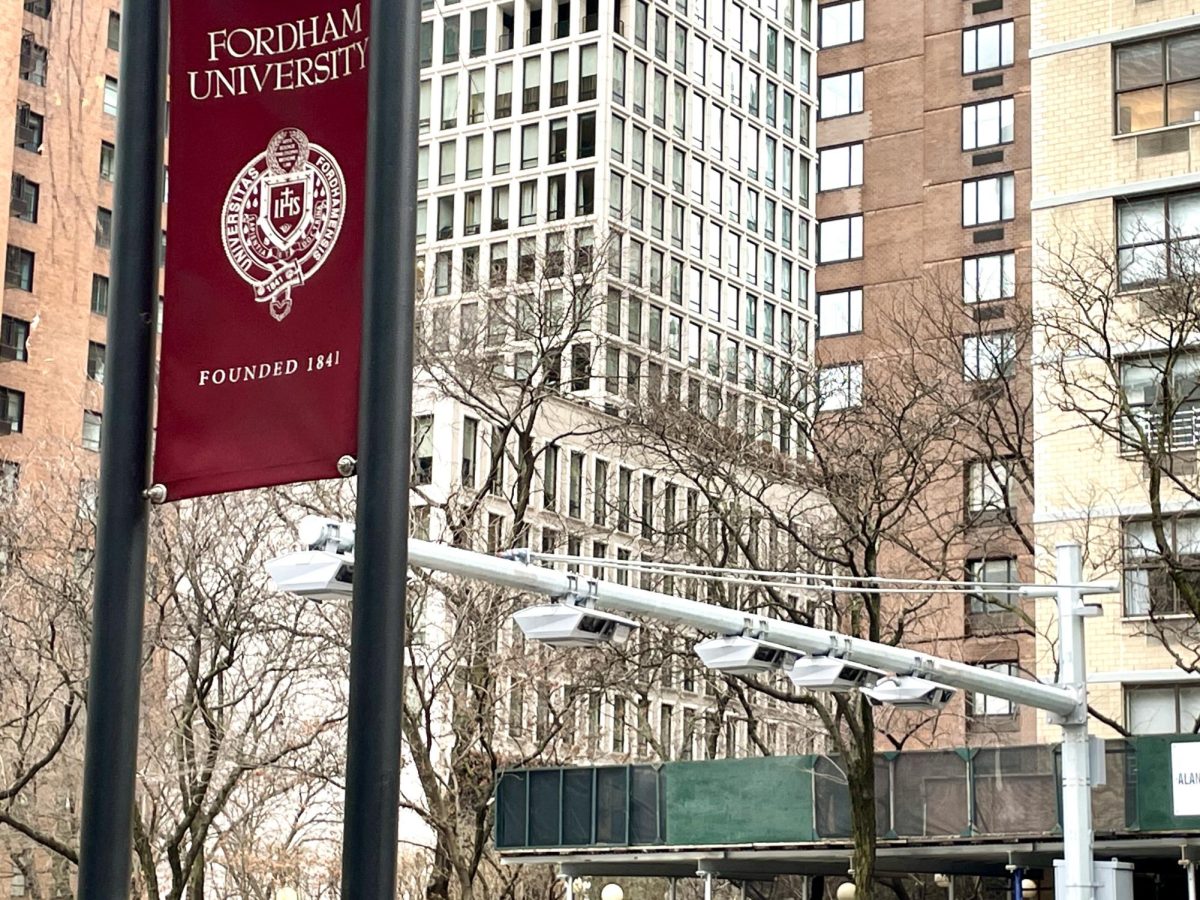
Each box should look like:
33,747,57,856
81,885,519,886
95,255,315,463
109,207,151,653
1031,2,1200,741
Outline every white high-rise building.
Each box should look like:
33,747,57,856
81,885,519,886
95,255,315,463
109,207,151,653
416,0,817,435
403,0,820,780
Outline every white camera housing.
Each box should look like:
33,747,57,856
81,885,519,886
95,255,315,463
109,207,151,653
694,635,799,676
788,656,883,692
297,515,356,554
265,550,354,602
862,675,956,710
511,603,639,648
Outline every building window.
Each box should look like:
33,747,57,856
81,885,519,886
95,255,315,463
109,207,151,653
817,287,862,337
617,467,632,532
542,444,559,509
5,245,33,291
24,0,50,18
817,215,863,263
640,474,654,538
412,414,434,484
550,50,569,107
962,21,1013,74
0,316,29,363
966,458,1012,516
593,458,608,525
818,0,862,48
963,252,1015,303
107,11,121,50
1117,190,1200,289
495,64,513,118
818,70,862,118
82,409,102,450
966,557,1018,615
571,344,590,391
612,696,625,752
968,662,1018,719
1126,682,1200,733
604,346,620,393
818,362,863,411
99,141,115,180
659,703,674,759
14,104,43,152
9,175,37,223
818,142,862,192
1116,31,1200,135
443,13,460,62
568,451,583,518
91,274,109,315
1122,516,1200,617
83,340,105,384
580,44,598,100
962,174,1015,227
459,416,478,486
508,680,524,738
19,34,48,87
0,387,24,435
103,76,119,116
95,207,113,248
962,330,1015,381
1121,351,1200,454
962,97,1014,150
523,57,540,112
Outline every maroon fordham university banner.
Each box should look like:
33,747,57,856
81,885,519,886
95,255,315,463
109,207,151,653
153,1,369,500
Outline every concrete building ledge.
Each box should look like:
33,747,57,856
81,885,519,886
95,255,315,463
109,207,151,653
1031,14,1200,60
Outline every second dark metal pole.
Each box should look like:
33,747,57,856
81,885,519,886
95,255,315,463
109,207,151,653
340,0,418,893
76,1,167,898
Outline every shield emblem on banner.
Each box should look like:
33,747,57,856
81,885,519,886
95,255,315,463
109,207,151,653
258,170,314,253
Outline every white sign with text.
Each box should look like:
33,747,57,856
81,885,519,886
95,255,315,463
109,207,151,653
1171,742,1200,817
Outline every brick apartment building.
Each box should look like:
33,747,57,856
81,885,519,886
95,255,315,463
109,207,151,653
0,0,138,499
813,0,1037,744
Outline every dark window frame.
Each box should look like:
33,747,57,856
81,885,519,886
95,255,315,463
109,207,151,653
1114,30,1200,136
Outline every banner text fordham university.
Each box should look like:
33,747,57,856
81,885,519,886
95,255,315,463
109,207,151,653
189,5,367,100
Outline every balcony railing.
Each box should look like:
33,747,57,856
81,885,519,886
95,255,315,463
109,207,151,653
1129,403,1200,453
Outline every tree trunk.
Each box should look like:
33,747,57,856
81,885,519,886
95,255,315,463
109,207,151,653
425,842,452,900
846,715,877,900
185,840,204,900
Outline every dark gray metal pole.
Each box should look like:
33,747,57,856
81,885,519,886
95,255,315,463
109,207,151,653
76,0,167,897
340,0,417,892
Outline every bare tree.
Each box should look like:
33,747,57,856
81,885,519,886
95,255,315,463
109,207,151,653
604,281,1037,899
1039,230,1200,677
0,455,348,900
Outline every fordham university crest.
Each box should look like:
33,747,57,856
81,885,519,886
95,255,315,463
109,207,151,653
221,128,346,321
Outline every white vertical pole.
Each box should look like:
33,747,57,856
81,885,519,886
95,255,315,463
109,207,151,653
668,878,677,900
948,876,956,900
1056,543,1095,900
1188,860,1197,900
565,877,575,900
704,872,713,900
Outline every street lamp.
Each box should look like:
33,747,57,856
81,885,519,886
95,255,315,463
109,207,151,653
275,888,299,900
600,884,624,900
835,883,857,900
